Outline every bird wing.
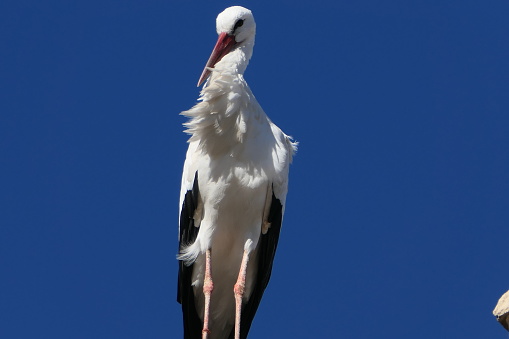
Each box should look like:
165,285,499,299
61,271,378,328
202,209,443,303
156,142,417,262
177,144,203,339
232,128,296,339
494,290,509,331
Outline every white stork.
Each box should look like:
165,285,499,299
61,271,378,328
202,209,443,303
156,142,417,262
177,6,297,339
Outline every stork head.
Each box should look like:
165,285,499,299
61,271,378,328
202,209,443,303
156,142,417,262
197,6,256,87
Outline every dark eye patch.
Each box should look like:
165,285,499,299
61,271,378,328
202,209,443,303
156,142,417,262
234,19,244,31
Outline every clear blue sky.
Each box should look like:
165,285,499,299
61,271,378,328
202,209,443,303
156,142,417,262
1,1,508,338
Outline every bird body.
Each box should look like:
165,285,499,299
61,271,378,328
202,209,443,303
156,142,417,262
177,7,296,339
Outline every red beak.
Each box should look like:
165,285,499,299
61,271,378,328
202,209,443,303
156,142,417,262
197,32,237,87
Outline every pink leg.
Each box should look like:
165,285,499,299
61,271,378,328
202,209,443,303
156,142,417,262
234,250,250,339
202,249,213,339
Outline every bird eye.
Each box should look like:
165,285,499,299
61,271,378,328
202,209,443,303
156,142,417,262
234,19,244,31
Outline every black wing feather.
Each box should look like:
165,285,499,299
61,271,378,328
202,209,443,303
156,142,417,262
498,312,509,331
177,172,202,339
228,186,284,339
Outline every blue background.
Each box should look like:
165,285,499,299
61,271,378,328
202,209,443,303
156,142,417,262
1,1,508,338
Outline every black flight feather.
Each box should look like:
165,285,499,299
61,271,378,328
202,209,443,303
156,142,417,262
497,312,509,331
178,172,202,339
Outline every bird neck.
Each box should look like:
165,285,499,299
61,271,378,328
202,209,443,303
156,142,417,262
215,38,254,76
181,37,262,157
182,51,266,158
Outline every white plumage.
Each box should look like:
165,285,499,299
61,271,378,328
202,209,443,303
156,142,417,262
177,6,296,339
